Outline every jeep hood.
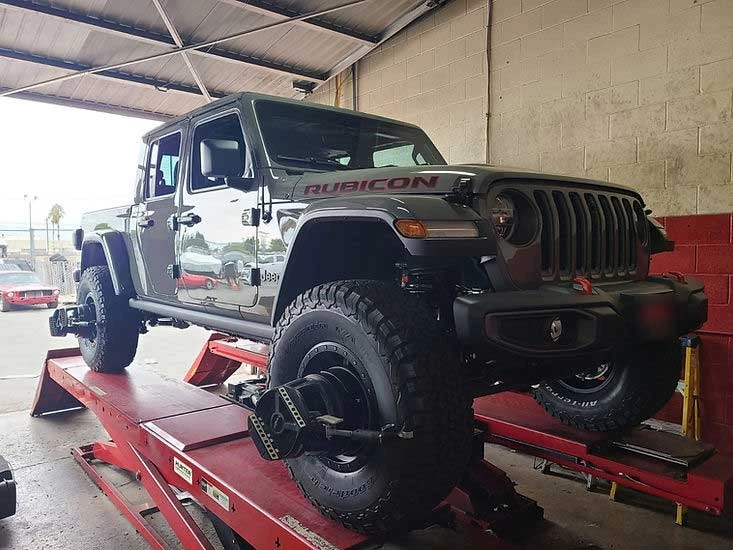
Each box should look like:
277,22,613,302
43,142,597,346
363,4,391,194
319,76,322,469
286,164,640,201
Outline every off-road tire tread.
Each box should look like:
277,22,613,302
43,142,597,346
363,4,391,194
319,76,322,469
269,280,473,535
532,343,681,432
78,266,139,373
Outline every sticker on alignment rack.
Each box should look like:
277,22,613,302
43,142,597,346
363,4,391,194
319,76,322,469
173,456,193,485
200,478,230,511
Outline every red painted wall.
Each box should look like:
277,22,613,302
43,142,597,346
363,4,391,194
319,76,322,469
649,213,733,454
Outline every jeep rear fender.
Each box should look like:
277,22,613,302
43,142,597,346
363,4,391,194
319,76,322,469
270,195,494,324
80,231,135,297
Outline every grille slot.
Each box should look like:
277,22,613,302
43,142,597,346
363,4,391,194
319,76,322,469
612,197,629,274
552,191,572,276
534,191,554,274
528,188,642,280
623,198,638,270
569,192,588,275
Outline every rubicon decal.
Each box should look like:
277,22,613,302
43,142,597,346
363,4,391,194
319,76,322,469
303,175,439,195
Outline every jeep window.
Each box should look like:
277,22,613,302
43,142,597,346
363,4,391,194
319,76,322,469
146,132,181,199
373,144,426,168
192,113,247,191
255,101,444,171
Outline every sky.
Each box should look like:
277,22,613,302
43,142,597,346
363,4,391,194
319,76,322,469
0,97,159,231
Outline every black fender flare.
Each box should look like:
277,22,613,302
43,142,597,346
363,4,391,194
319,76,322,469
80,231,135,297
270,197,494,325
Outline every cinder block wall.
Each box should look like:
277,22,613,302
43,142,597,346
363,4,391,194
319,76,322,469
490,0,733,216
309,0,489,164
311,0,733,217
650,214,733,453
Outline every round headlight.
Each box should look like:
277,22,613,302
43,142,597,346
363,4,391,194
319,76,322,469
6,291,14,298
491,194,516,239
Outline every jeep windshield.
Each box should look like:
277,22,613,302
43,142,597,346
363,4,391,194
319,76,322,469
255,100,445,172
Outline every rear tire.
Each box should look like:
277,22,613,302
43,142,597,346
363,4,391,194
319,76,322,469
532,342,681,432
77,266,139,373
268,280,473,535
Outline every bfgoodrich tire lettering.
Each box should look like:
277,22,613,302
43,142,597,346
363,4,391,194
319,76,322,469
268,280,473,535
77,266,139,373
532,342,681,432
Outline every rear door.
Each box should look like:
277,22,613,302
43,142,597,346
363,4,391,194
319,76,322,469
131,129,183,299
178,109,258,313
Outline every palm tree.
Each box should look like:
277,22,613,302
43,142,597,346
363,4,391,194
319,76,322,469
47,204,65,251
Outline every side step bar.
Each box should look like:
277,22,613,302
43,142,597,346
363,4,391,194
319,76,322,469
129,299,274,341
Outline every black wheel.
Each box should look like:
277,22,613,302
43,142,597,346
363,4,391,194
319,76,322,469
268,280,473,535
205,278,215,290
47,301,58,309
77,266,140,373
532,342,682,432
0,296,10,312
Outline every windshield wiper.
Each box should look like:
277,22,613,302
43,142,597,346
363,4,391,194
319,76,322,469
276,155,350,170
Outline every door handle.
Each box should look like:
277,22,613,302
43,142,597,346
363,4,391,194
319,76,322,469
137,217,154,228
177,213,202,227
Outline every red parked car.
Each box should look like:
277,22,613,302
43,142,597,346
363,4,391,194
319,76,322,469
179,271,217,290
0,271,60,311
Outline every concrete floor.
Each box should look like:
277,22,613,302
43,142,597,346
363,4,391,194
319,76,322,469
1,306,732,549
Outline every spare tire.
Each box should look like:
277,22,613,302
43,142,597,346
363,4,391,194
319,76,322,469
268,280,473,535
532,341,681,432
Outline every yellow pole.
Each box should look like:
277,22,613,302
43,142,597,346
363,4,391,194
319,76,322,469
682,345,693,437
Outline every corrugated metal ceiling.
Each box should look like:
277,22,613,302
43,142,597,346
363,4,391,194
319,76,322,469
0,0,445,120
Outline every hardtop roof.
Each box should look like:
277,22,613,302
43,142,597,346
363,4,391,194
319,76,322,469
142,92,422,141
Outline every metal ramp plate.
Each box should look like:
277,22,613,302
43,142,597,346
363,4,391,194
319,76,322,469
609,425,715,468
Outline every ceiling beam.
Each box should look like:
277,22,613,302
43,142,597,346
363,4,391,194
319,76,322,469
0,0,326,81
0,88,173,120
0,47,227,99
0,0,369,98
151,0,212,102
218,0,379,46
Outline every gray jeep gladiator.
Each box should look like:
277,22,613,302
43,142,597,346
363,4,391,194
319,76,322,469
51,92,707,535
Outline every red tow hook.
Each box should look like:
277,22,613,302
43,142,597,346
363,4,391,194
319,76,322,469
663,271,687,284
572,277,593,295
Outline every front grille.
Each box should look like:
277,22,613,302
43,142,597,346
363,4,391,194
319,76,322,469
533,189,646,280
20,290,52,298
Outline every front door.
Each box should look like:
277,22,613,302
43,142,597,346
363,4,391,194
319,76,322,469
133,130,182,299
178,110,258,313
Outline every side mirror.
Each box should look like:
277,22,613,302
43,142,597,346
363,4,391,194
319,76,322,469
225,176,256,192
201,138,244,178
201,138,255,191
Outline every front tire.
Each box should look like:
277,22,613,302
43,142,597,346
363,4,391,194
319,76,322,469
532,342,681,432
0,296,10,312
77,266,140,373
268,280,473,535
47,301,58,309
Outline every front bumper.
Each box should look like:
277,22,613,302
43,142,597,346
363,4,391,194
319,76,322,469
454,275,707,360
6,296,57,306
0,455,16,520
